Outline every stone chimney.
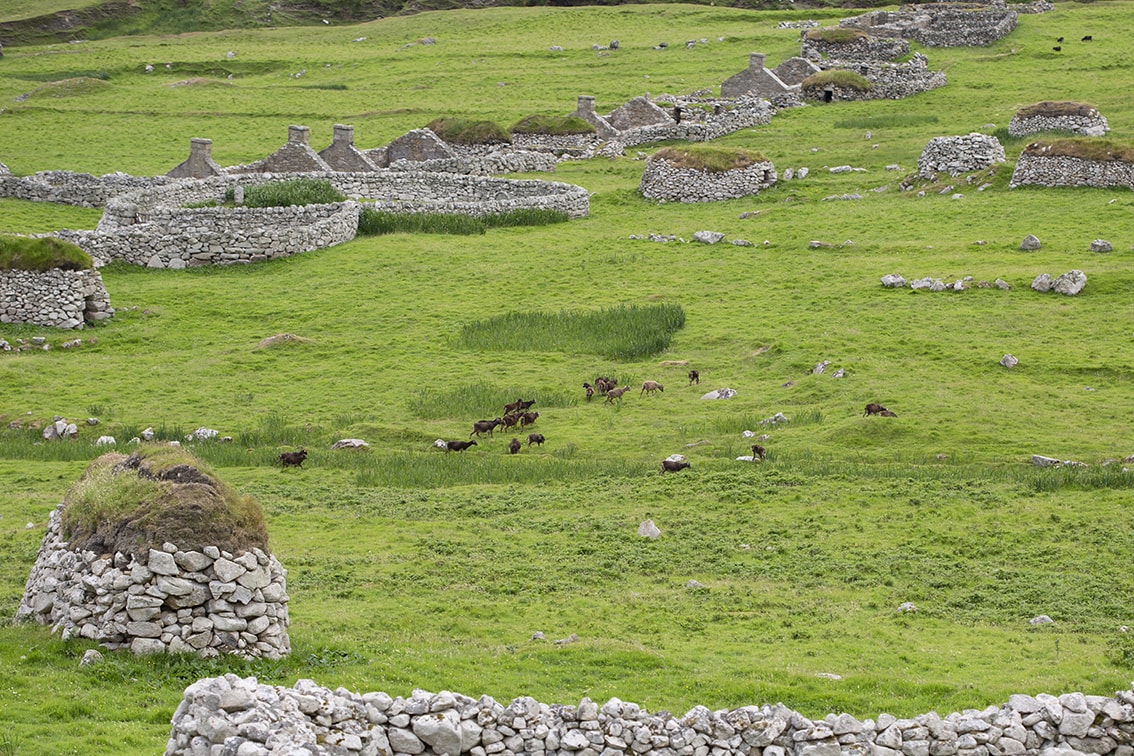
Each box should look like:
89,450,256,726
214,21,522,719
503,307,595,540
332,124,354,147
576,96,596,116
190,138,213,160
287,125,310,145
166,137,223,178
750,53,766,70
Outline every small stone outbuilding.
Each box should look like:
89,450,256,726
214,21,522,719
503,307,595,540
0,266,113,329
721,53,796,99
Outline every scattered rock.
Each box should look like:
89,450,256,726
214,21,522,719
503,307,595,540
1029,615,1055,626
638,520,661,539
1000,354,1019,368
553,633,578,645
1090,239,1112,252
79,649,103,667
686,579,706,590
1020,234,1041,250
701,388,737,400
1052,269,1087,295
1031,273,1053,293
898,602,917,612
531,631,545,640
693,230,725,244
331,438,370,450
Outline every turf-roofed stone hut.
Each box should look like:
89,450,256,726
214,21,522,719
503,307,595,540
0,235,112,329
1008,101,1110,138
640,146,776,203
17,448,290,659
1009,139,1134,189
510,114,598,155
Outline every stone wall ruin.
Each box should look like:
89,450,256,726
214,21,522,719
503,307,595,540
0,267,113,329
1009,151,1134,190
918,133,1006,179
165,677,1134,756
639,156,777,203
839,3,1018,47
18,503,290,659
1008,105,1110,138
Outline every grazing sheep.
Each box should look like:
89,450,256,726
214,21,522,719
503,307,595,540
1057,36,1064,42
527,433,545,447
584,382,595,401
508,437,521,454
688,369,700,385
278,449,308,468
879,409,898,417
660,459,691,474
595,377,616,394
519,411,540,428
751,444,767,461
1082,34,1092,41
471,418,504,437
518,399,536,411
501,412,523,430
1053,45,1061,51
863,402,888,417
504,399,524,414
641,380,665,396
446,440,478,453
605,385,631,403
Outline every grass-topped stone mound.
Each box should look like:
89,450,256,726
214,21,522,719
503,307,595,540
1008,101,1110,138
0,234,112,329
1009,138,1134,189
426,117,512,147
17,447,290,659
801,69,873,102
801,27,910,63
511,114,598,154
640,146,776,203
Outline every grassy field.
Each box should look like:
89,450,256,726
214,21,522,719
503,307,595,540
1,3,1134,755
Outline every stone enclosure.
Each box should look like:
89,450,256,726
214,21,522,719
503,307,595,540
1009,146,1134,190
164,678,1134,756
1008,104,1110,138
639,154,777,203
0,267,113,329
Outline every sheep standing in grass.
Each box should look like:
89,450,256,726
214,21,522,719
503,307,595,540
688,370,700,385
519,411,540,428
583,382,595,401
605,386,630,403
751,444,766,461
278,449,307,468
446,440,478,453
471,418,504,437
660,459,690,474
508,438,521,454
527,433,545,447
641,380,664,396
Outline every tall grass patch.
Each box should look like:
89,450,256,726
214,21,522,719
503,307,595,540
357,208,569,236
457,303,686,361
0,235,93,271
426,117,511,145
233,178,346,208
407,382,577,420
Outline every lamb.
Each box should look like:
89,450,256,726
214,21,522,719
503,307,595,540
640,380,664,396
751,444,766,461
863,402,888,417
508,438,521,454
471,418,504,437
278,449,308,467
688,369,700,385
605,385,631,403
660,459,691,474
519,411,540,428
446,439,477,452
527,433,545,447
583,382,595,401
879,409,898,417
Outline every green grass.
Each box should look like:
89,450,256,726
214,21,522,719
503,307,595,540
457,303,687,360
3,2,1134,753
236,178,347,207
801,69,872,91
1021,138,1134,162
426,116,512,145
1016,100,1099,118
803,27,868,43
357,207,570,235
0,235,93,271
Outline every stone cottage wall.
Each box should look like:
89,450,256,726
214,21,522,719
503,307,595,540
640,159,777,203
800,35,909,63
0,267,112,329
1009,153,1134,189
839,6,1017,47
0,170,175,207
165,678,1134,756
1008,111,1109,138
918,133,1005,178
18,503,290,660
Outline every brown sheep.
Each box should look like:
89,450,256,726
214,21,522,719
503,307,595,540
640,380,664,396
446,440,478,453
278,449,307,467
518,399,536,411
527,433,545,447
605,386,631,403
863,402,888,417
471,418,504,437
879,409,898,417
751,444,766,461
508,438,521,454
583,382,595,401
688,369,700,385
504,399,524,414
660,458,691,474
519,411,540,428
595,377,616,394
501,413,523,430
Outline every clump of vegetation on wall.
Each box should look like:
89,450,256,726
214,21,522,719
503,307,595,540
802,69,873,92
357,207,568,236
1021,138,1134,163
1016,101,1100,118
510,114,597,135
61,447,269,558
652,146,767,172
0,235,93,272
230,178,346,208
804,27,869,43
426,117,512,145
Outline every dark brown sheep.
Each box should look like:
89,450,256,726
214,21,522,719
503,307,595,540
471,418,504,437
660,458,691,474
519,411,540,428
863,402,888,417
518,399,536,411
501,413,523,430
278,449,308,467
504,399,524,414
640,380,664,396
508,438,521,454
584,382,595,401
446,440,478,452
879,409,898,417
751,444,766,461
688,369,700,385
527,433,545,447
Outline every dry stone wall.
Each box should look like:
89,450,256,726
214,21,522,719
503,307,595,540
1009,154,1134,190
18,503,290,659
804,55,946,102
840,5,1017,47
640,158,777,203
1008,111,1109,138
165,677,1134,756
800,35,910,63
918,133,1005,178
0,170,175,207
0,267,112,329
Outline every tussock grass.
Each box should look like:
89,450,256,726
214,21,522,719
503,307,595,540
408,382,577,420
457,303,686,361
234,178,346,208
652,146,766,172
511,114,596,135
804,27,869,43
802,69,873,91
23,77,111,99
357,208,569,236
1016,101,1099,118
0,235,93,271
426,117,511,145
1021,138,1134,163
